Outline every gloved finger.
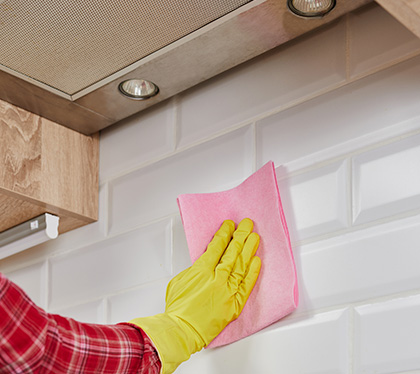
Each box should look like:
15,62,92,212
236,256,262,310
217,218,253,276
229,232,260,289
194,220,235,270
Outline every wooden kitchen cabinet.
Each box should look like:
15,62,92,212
0,99,98,235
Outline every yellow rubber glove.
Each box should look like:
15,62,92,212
130,218,261,374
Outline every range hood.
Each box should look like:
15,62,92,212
0,0,372,135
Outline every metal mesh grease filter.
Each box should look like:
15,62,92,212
0,0,250,95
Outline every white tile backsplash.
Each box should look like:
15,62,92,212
256,55,420,168
179,309,350,374
108,279,170,324
172,216,193,275
52,299,105,324
177,19,347,148
277,161,349,242
297,216,420,312
49,219,171,309
3,4,420,373
355,295,420,374
109,126,253,235
353,134,420,225
5,262,47,308
100,99,175,181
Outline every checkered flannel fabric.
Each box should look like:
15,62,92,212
0,272,161,374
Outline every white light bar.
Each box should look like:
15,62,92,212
0,213,59,260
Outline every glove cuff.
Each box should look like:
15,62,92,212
130,314,205,374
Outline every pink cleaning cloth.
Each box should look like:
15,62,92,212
177,161,298,348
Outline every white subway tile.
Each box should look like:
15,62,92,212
348,4,420,78
354,295,420,374
52,300,105,324
257,55,420,168
177,19,346,148
353,134,420,225
109,126,253,235
49,220,171,310
5,262,47,308
277,161,348,242
172,216,193,275
297,217,420,312
108,278,170,324
178,309,349,374
100,100,175,181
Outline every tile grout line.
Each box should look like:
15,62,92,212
0,258,50,282
252,121,257,172
284,287,420,326
293,208,420,248
103,182,110,238
49,276,173,314
172,96,180,151
100,119,256,184
106,181,113,238
348,156,354,229
102,298,109,324
49,214,177,262
348,307,355,374
0,215,178,279
277,121,420,178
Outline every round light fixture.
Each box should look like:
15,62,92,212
118,79,159,100
287,0,336,17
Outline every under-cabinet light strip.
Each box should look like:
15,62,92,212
0,213,59,260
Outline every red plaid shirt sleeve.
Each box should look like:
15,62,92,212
0,272,162,374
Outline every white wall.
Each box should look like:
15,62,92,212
2,4,420,373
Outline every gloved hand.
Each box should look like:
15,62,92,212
130,218,261,374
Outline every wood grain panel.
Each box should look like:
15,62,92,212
0,191,89,234
376,0,420,39
41,120,99,220
0,100,42,197
0,193,45,232
0,100,98,237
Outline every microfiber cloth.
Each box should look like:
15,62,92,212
177,161,298,348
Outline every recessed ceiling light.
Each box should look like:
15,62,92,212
118,79,159,100
287,0,336,17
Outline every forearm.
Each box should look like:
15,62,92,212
0,272,161,374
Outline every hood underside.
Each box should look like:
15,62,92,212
0,0,372,134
